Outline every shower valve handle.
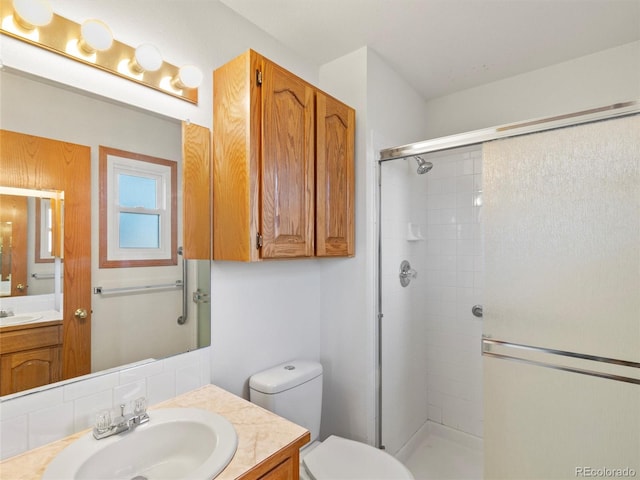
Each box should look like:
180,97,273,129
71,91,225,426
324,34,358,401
399,260,417,287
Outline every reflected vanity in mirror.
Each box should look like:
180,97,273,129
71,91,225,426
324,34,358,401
0,68,211,398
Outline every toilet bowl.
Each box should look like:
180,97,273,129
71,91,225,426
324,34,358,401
249,360,414,480
300,435,413,480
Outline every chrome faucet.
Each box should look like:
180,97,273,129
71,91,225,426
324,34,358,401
93,397,149,440
0,310,14,318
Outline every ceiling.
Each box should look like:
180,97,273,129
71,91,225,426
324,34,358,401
219,0,640,101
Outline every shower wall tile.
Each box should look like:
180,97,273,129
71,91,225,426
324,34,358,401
381,148,484,452
421,147,484,438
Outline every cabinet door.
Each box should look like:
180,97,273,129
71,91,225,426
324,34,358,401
260,61,315,258
1,346,61,395
182,121,211,260
315,92,355,257
258,456,295,480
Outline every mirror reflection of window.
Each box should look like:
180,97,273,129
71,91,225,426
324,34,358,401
99,146,177,268
36,198,55,263
118,174,161,249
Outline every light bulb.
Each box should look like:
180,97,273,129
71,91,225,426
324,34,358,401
78,19,113,54
12,0,52,30
130,43,163,73
171,65,202,90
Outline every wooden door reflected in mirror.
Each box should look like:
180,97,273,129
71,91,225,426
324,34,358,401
0,195,27,297
0,130,91,389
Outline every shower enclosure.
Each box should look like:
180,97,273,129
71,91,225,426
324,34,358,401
376,102,640,477
377,145,485,456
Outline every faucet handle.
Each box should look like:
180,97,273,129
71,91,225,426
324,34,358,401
95,410,112,434
134,396,147,415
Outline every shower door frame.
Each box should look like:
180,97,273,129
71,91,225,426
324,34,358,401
374,100,639,450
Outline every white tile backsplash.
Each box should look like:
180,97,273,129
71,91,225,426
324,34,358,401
63,372,119,402
0,387,63,421
0,415,28,460
28,402,74,450
73,390,113,432
0,347,211,460
146,371,176,406
113,379,147,407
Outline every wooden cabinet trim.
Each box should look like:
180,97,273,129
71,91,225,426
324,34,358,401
237,432,309,480
0,325,62,354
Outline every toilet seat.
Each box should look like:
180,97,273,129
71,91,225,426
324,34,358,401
302,435,414,480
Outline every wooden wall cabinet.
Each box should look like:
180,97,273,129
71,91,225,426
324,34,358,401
0,321,62,396
213,49,355,261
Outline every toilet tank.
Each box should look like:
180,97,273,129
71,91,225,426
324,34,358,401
249,360,323,443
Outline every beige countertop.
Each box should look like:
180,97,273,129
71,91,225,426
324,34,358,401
0,384,310,479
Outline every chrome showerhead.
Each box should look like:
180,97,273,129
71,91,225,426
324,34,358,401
414,156,433,174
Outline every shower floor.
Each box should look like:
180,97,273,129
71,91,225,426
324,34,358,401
398,421,483,480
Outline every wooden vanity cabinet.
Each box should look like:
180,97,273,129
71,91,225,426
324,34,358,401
239,435,306,480
213,49,355,261
0,321,62,395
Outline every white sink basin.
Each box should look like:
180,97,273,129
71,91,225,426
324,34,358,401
42,408,238,480
0,314,43,327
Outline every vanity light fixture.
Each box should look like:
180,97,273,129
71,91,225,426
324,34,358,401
78,19,113,54
0,0,199,103
130,43,163,73
171,64,203,90
11,0,51,31
1,0,51,41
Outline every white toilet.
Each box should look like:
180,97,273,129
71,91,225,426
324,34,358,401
249,360,414,480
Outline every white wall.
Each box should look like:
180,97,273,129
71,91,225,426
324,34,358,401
210,260,322,398
422,41,640,139
317,47,371,443
317,47,430,445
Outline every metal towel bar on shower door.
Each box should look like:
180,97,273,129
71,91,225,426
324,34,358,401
481,337,640,385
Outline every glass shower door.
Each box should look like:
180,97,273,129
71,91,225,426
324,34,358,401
483,114,640,477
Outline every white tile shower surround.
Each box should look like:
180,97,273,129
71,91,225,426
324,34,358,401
422,147,483,437
0,347,211,460
398,421,483,480
381,146,484,450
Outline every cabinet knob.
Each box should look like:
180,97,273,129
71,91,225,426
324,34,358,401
74,308,88,319
16,283,26,291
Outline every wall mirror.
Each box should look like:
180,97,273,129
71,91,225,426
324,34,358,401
0,68,211,398
0,189,63,298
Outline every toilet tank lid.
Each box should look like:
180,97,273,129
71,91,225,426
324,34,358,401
249,360,323,394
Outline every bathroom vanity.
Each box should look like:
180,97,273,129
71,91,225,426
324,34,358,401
0,319,63,396
0,384,310,479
